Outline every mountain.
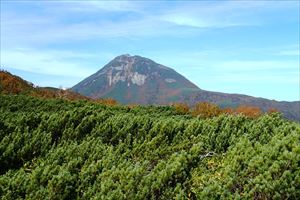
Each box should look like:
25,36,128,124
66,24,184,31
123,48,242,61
71,54,299,121
71,54,199,104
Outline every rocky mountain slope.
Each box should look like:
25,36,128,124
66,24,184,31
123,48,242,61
71,54,299,121
71,54,199,104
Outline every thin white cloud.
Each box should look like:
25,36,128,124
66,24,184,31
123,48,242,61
51,1,142,13
1,14,189,46
1,48,96,77
1,0,298,47
160,1,298,28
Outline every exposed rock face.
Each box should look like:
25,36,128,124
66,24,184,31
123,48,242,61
131,72,147,86
107,70,147,86
106,56,147,87
165,78,176,83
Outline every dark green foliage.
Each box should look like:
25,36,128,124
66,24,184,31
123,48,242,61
0,94,299,199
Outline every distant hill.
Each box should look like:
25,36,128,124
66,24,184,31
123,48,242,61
71,54,300,121
184,90,300,121
0,70,89,100
0,70,34,94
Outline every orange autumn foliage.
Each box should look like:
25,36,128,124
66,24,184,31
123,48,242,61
32,89,56,98
0,70,32,94
235,105,262,118
192,102,221,118
173,103,190,115
96,98,118,106
222,107,234,115
191,102,264,119
1,70,90,101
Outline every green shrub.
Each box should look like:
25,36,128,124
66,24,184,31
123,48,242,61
0,95,299,199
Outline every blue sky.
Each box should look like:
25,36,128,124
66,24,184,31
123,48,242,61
0,0,299,101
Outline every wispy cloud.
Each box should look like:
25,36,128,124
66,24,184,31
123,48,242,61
160,1,251,28
159,1,298,28
2,0,297,46
49,1,142,13
1,12,189,46
1,48,96,77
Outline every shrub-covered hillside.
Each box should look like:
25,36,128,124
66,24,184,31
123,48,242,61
0,70,89,100
0,95,299,199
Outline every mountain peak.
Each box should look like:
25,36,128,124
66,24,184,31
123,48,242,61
113,54,147,63
72,54,199,103
120,53,131,57
113,54,136,64
105,54,169,73
115,54,132,59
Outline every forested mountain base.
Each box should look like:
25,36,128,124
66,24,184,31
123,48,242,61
0,95,299,199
